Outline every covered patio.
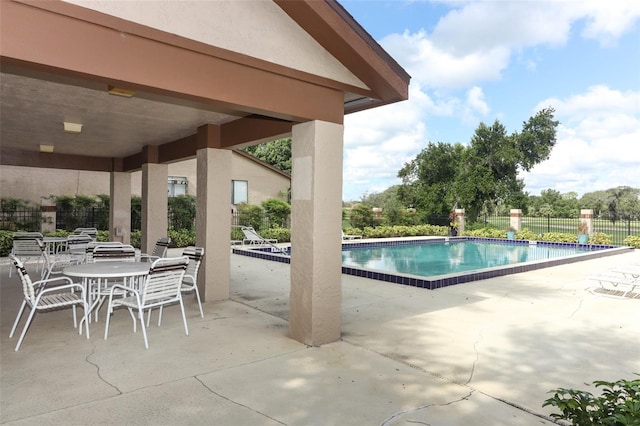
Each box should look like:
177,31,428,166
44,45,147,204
0,0,409,345
1,248,639,424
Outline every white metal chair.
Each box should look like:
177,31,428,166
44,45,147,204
64,233,93,256
72,227,98,241
181,246,205,318
91,244,137,321
104,256,189,349
241,226,277,245
9,232,45,277
9,254,89,351
139,237,170,263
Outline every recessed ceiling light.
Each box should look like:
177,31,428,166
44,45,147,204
40,144,54,153
63,122,83,133
108,85,136,98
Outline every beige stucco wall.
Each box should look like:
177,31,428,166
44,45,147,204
0,152,290,206
63,0,366,90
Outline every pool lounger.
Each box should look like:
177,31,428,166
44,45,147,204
589,273,639,297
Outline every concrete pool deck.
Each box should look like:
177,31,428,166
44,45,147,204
1,247,639,425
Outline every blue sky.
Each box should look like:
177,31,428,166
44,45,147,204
339,0,640,201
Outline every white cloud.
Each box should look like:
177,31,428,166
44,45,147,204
523,86,640,196
340,1,640,200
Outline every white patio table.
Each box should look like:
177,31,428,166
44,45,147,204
63,261,150,326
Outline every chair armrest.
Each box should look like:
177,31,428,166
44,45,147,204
108,283,140,297
32,275,74,288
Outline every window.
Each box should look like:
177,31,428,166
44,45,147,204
232,180,248,204
168,176,187,197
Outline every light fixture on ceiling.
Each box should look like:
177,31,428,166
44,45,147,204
40,144,54,153
107,85,136,98
63,122,83,133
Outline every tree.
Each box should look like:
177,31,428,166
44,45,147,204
398,108,558,223
261,198,291,228
397,142,464,219
242,138,292,174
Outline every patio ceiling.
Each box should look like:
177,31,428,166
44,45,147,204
0,68,245,159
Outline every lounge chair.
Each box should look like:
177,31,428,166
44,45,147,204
588,272,639,297
241,227,278,245
342,230,362,240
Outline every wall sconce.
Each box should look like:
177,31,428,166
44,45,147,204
63,122,83,133
40,144,54,153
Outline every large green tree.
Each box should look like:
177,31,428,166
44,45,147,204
397,141,464,219
398,108,559,222
242,138,292,174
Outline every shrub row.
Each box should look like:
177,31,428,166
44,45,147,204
1,226,638,257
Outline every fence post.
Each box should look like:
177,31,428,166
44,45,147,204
580,209,594,234
40,197,56,233
510,209,522,232
455,209,465,235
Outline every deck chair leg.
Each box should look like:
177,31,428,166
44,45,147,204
137,309,149,349
9,300,27,338
179,298,189,336
104,295,114,340
128,307,137,333
82,303,90,339
15,307,37,351
193,287,204,318
158,305,164,327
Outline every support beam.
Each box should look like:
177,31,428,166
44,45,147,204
289,120,344,346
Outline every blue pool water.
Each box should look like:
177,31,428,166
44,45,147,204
233,237,630,289
341,240,592,277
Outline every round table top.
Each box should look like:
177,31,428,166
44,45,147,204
64,261,150,278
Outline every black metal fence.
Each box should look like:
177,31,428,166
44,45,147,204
3,206,639,246
0,206,42,232
478,214,640,246
56,207,108,231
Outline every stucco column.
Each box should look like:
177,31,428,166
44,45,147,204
580,209,594,235
141,163,168,254
454,209,465,235
510,209,522,232
40,197,56,234
109,171,131,244
289,120,343,346
196,147,231,302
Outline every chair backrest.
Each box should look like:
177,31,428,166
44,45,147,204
92,244,136,262
241,227,262,241
151,237,171,258
182,246,204,281
85,241,123,262
73,227,98,241
67,233,93,251
11,235,44,257
10,255,36,305
142,256,189,304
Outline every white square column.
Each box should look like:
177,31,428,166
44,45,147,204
196,147,232,302
109,172,132,244
141,163,168,254
289,120,344,346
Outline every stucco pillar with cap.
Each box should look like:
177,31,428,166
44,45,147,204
289,120,343,346
196,147,232,302
109,171,131,244
141,162,168,254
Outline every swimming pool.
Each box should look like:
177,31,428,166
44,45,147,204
232,237,632,289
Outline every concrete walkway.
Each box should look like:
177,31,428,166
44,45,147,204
1,247,639,425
